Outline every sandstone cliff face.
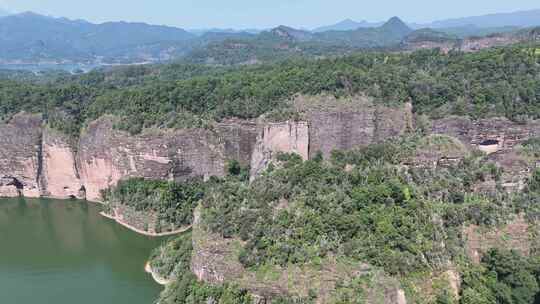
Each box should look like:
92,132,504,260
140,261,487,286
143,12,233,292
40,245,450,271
0,114,42,198
0,102,419,202
459,35,521,52
432,116,540,151
215,119,259,167
41,128,83,199
308,102,413,158
250,121,309,176
78,117,227,201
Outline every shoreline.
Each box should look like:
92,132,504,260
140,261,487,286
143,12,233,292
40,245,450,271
145,262,172,286
100,210,192,237
0,195,192,238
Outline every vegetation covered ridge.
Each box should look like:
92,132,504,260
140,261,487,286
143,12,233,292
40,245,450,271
1,43,540,137
122,132,540,303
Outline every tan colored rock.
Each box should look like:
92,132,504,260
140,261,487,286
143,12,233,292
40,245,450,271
250,121,309,176
41,128,84,199
302,96,413,159
77,117,227,201
0,113,42,198
445,269,461,299
432,116,540,151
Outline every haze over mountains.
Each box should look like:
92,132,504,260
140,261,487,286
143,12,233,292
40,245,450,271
0,9,539,67
313,19,384,32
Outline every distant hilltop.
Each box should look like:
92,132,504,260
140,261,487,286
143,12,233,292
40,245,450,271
0,9,540,66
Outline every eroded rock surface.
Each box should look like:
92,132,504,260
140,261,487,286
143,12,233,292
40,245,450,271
250,121,309,176
304,99,413,159
432,116,540,152
78,117,227,201
0,113,42,197
41,128,83,199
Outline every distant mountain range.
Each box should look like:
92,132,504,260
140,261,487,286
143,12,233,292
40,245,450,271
186,17,416,65
0,9,539,67
426,9,540,28
188,28,262,36
314,9,540,32
313,19,384,32
0,12,196,63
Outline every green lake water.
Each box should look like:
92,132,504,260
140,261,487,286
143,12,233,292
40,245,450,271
0,197,165,304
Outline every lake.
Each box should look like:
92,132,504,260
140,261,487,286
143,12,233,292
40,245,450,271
0,198,165,304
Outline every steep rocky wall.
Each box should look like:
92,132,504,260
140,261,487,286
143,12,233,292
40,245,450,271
459,35,521,52
0,102,415,201
41,128,84,199
215,119,259,167
0,114,285,201
77,117,227,201
0,113,42,198
307,102,413,158
250,121,310,176
432,116,540,151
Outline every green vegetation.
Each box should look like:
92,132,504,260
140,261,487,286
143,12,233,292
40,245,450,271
147,136,540,302
200,139,516,276
1,44,540,137
102,178,208,229
460,249,540,304
153,233,254,304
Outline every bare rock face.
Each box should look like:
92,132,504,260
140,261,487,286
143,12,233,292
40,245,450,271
432,116,540,151
0,113,42,198
215,119,259,167
78,117,227,201
308,101,413,158
41,128,84,199
250,121,309,176
460,35,521,52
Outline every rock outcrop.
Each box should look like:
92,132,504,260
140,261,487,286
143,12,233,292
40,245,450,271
78,117,227,201
432,116,540,152
1,98,415,202
0,113,42,197
306,101,413,159
463,216,532,263
250,121,309,176
41,128,83,199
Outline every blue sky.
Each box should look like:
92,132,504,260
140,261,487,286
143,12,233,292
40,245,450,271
1,0,539,29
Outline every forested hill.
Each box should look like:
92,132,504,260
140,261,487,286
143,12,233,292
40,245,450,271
0,12,196,64
0,12,539,65
1,43,539,137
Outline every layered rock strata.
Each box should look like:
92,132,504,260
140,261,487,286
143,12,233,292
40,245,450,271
1,100,415,201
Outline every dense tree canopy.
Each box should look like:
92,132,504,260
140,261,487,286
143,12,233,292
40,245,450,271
1,44,539,137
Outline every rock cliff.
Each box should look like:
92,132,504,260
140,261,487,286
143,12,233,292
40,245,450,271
4,101,538,205
250,120,309,176
0,113,42,197
0,98,414,202
78,117,227,201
